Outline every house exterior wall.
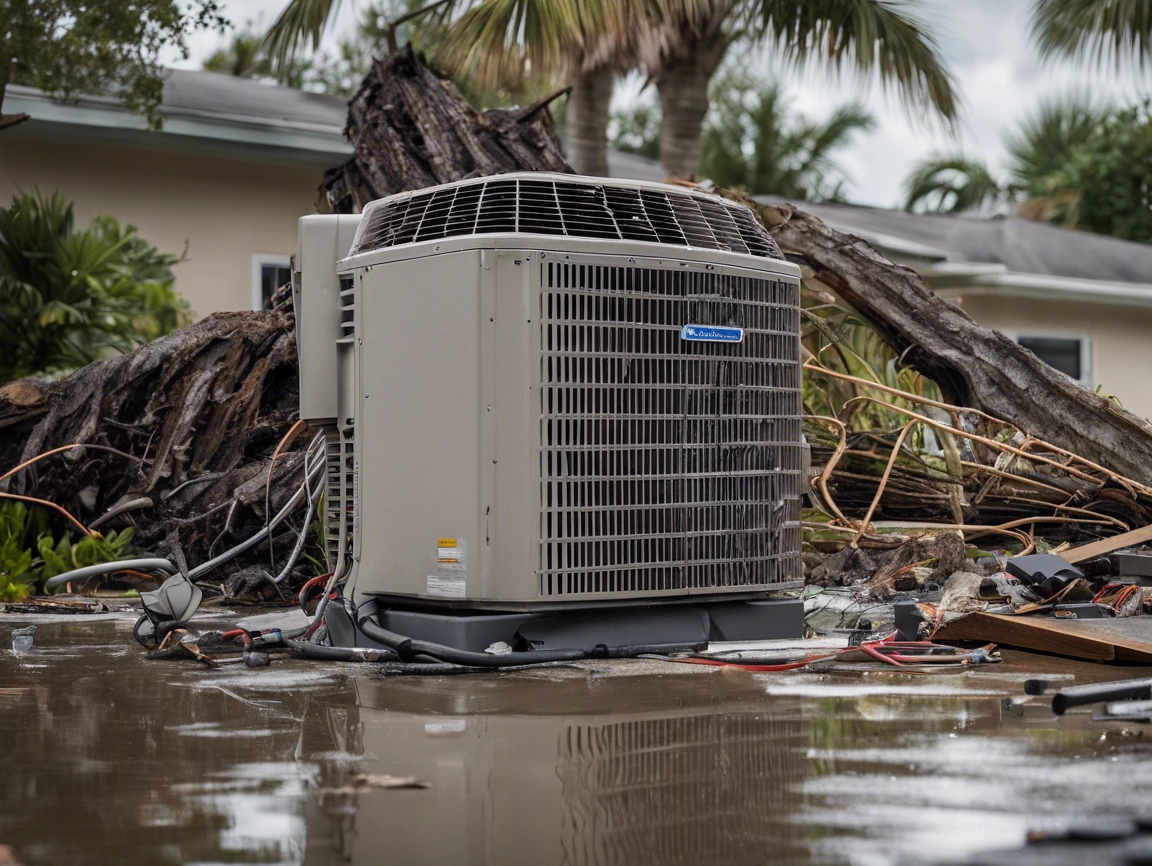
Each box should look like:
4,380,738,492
953,293,1152,420
0,135,327,317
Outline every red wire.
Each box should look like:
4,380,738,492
299,574,331,602
666,634,975,672
671,654,839,672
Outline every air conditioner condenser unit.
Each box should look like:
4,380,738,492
294,174,807,652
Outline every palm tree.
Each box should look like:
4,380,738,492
1031,0,1152,66
901,95,1108,223
204,30,265,77
433,0,699,175
700,72,874,198
902,156,1004,213
1006,95,1107,196
651,0,959,179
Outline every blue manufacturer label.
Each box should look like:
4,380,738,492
680,324,743,343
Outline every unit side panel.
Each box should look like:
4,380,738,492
491,251,540,601
355,251,485,600
296,215,345,423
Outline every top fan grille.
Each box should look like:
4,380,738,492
351,175,784,260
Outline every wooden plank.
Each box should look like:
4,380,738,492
1063,523,1152,564
935,613,1152,663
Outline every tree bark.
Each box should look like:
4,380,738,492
655,29,729,179
0,288,304,596
566,66,614,176
755,199,1152,486
322,47,572,213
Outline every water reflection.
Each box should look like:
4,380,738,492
5,621,1152,866
309,690,810,866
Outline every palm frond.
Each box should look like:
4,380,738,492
1006,93,1108,195
902,155,1002,214
438,0,708,86
439,0,593,84
262,0,344,74
1031,0,1152,67
753,0,959,124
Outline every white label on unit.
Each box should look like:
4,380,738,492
428,537,466,596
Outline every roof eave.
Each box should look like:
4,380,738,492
4,84,353,163
932,270,1152,308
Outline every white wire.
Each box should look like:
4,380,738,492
270,440,326,584
187,436,327,581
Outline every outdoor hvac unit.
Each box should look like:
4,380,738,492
294,173,804,620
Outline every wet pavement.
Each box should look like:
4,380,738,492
2,612,1152,866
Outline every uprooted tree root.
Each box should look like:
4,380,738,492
0,287,306,599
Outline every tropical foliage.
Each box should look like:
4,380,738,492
1035,101,1152,241
608,98,662,161
0,501,136,600
204,6,401,97
256,1,955,181
902,96,1152,243
1031,0,1152,67
611,69,872,200
0,0,227,131
699,72,873,199
901,157,1005,214
0,192,191,383
649,0,957,178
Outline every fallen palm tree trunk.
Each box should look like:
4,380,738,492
321,46,572,213
749,199,1152,487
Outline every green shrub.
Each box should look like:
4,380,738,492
0,191,192,383
0,501,137,599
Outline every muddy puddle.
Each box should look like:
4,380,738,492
2,616,1151,865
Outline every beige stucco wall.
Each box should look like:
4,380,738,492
953,292,1152,420
0,135,329,317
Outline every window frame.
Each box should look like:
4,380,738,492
251,254,293,311
1010,330,1092,387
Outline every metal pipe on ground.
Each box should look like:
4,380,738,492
1050,677,1152,715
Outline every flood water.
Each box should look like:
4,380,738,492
2,615,1152,866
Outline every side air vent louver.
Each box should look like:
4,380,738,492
351,175,784,260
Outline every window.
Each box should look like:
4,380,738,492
1017,335,1087,383
252,255,292,310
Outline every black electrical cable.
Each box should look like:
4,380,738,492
355,607,706,668
356,611,587,667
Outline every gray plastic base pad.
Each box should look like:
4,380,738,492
330,597,803,653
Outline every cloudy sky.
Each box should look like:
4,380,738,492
173,0,1149,208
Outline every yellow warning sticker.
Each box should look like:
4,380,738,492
429,537,467,597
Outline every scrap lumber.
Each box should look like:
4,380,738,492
935,612,1152,663
1063,523,1152,564
753,200,1152,487
321,46,572,213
